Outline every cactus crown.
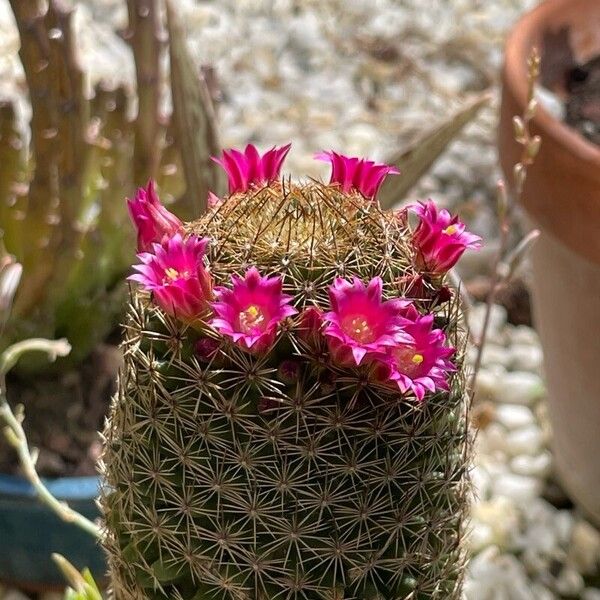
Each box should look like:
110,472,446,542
102,149,475,600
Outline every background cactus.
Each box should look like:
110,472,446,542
101,153,476,599
0,0,223,368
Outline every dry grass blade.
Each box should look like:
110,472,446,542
166,0,224,218
379,92,492,210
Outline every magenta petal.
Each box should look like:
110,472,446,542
410,200,482,274
212,143,291,195
316,151,399,200
210,267,297,353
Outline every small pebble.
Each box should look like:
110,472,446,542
499,371,546,406
568,520,600,575
505,425,545,457
494,404,535,430
509,343,544,373
555,566,585,597
493,473,542,503
510,452,552,478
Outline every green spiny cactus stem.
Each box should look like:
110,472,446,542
101,176,472,599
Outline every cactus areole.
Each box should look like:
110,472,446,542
101,145,481,599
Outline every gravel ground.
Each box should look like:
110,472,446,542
1,0,599,598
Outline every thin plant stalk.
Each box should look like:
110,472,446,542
469,48,542,404
0,337,102,540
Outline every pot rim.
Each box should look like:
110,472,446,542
503,0,600,168
0,472,100,501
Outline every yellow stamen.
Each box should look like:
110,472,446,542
412,353,424,365
239,304,265,333
164,267,180,280
443,224,458,235
344,316,375,343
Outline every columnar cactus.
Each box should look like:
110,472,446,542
1,0,222,368
101,145,481,599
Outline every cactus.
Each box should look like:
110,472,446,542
101,146,480,599
1,0,222,368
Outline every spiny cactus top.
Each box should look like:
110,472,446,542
102,144,481,600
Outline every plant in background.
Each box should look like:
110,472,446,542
0,0,223,368
101,144,480,599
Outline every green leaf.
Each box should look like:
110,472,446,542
378,92,492,210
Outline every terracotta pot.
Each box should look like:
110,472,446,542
499,0,600,524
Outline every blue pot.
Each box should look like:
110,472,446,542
0,473,106,590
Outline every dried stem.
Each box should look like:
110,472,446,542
126,0,163,185
469,48,542,404
8,0,60,317
0,338,102,540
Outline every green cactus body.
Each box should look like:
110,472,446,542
101,181,471,599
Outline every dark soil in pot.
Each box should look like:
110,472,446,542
565,54,600,145
0,344,120,478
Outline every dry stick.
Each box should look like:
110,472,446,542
7,0,60,318
0,339,102,540
469,48,542,404
126,0,163,185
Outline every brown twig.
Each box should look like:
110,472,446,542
8,0,60,317
469,48,542,405
126,0,164,185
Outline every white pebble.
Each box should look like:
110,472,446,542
471,496,519,551
493,473,542,503
505,425,545,457
510,325,541,347
499,371,545,406
474,368,500,403
583,589,600,600
469,303,508,343
509,344,544,373
510,452,552,478
494,404,534,430
480,343,511,368
555,510,575,546
555,566,584,596
469,522,495,553
568,521,600,575
472,465,492,500
479,423,509,456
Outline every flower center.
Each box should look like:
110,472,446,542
342,315,375,343
443,224,458,235
163,267,190,284
393,346,425,377
239,304,266,333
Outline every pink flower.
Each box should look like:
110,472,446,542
212,143,292,195
129,233,212,320
315,151,399,200
210,267,297,352
410,200,482,274
127,180,183,252
380,305,456,401
323,277,413,366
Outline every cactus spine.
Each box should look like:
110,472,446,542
102,168,473,599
